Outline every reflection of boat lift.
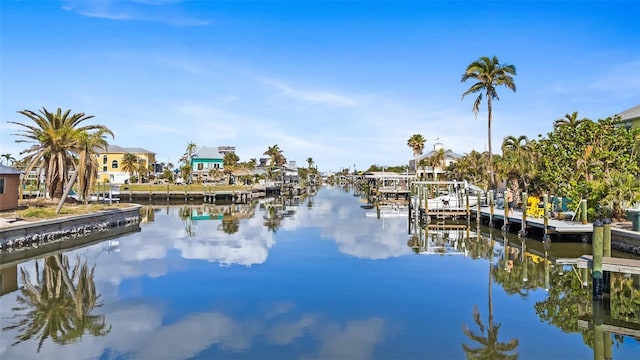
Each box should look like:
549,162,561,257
365,204,409,218
408,224,470,255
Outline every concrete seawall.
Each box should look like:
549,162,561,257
0,205,142,254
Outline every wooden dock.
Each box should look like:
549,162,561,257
471,207,594,234
555,255,640,275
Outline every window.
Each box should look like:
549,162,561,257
0,178,4,194
197,163,204,170
103,155,108,164
103,166,107,172
112,160,119,169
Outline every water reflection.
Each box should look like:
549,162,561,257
2,254,110,352
0,186,638,359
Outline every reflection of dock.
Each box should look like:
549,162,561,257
578,318,640,339
556,255,640,275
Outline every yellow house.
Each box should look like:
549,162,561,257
95,145,156,184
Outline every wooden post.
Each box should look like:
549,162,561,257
476,193,481,223
580,199,588,224
557,196,563,219
488,190,494,227
592,220,604,301
465,188,470,221
543,194,549,241
521,239,528,282
602,219,611,294
592,300,605,360
520,191,528,237
503,190,509,231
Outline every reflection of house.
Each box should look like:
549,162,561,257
191,146,235,183
410,142,463,180
615,104,640,129
0,264,18,295
0,165,20,211
96,145,157,184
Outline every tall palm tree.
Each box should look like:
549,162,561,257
75,129,114,204
10,107,111,199
461,56,517,190
306,157,315,169
553,111,585,129
120,153,140,183
407,134,426,175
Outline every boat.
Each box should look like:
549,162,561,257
413,180,485,210
427,193,477,210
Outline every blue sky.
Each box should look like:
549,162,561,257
1,0,639,172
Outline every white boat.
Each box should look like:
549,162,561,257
413,180,485,210
427,194,477,210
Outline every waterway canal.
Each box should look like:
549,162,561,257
1,186,638,359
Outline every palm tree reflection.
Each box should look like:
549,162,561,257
2,254,111,352
462,230,519,359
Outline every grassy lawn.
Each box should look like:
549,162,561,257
1,200,133,222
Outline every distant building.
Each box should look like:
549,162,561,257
191,146,234,183
615,105,640,129
410,142,463,180
95,145,157,184
0,165,21,211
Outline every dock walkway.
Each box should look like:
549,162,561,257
471,207,594,234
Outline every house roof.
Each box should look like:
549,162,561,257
418,149,463,161
617,104,640,121
101,145,156,154
0,164,21,175
192,146,224,159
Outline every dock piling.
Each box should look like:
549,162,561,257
592,220,604,301
603,219,611,294
519,191,528,237
488,190,494,227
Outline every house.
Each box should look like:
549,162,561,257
0,165,21,211
410,142,463,180
95,145,157,184
190,146,235,183
615,104,640,129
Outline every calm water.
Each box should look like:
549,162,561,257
1,186,639,359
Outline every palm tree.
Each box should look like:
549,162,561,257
306,157,315,169
75,129,113,204
223,152,239,184
429,147,447,180
264,144,286,167
461,56,517,190
3,255,111,351
10,107,111,199
120,153,140,183
264,145,286,181
1,153,16,165
462,231,519,359
407,134,426,175
501,135,534,192
553,111,585,129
